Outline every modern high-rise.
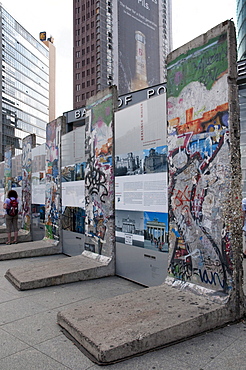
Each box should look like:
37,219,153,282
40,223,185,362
237,0,246,60
0,5,55,160
73,0,172,109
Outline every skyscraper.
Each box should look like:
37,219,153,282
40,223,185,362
0,5,54,160
73,0,172,109
237,0,246,60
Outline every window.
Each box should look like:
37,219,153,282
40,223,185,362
87,80,90,87
91,33,94,39
82,82,85,88
82,60,85,66
87,69,90,76
86,35,90,42
82,37,85,44
76,18,80,25
76,84,81,91
76,73,80,80
91,21,94,28
86,92,90,98
82,49,85,55
76,62,80,68
87,58,90,64
86,46,90,53
92,79,95,85
82,93,85,100
76,51,80,58
91,44,94,51
91,55,94,62
91,90,94,96
76,95,80,102
76,40,81,47
91,67,95,74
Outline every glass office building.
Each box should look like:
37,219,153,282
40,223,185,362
237,0,246,60
1,6,49,160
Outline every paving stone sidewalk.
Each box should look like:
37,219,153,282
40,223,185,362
0,253,245,369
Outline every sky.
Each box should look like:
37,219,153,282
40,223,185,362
2,0,237,117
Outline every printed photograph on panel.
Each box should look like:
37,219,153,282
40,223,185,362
75,162,86,181
61,165,76,182
115,210,144,247
143,145,168,173
62,206,85,234
144,211,168,252
115,150,144,176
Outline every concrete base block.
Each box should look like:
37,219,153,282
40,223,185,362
57,284,242,365
0,228,32,244
0,239,61,260
5,254,114,290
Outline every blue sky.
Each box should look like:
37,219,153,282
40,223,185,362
2,0,236,117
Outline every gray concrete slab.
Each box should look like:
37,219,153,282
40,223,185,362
0,239,61,260
5,252,114,290
57,284,244,365
0,228,32,244
0,256,246,369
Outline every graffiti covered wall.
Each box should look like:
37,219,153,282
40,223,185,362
4,147,12,194
22,135,36,231
84,87,116,257
45,118,62,240
167,22,241,294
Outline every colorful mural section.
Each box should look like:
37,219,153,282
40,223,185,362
22,135,36,231
4,147,12,194
45,119,61,240
167,32,233,293
84,90,115,256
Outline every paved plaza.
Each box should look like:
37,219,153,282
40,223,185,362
0,253,245,369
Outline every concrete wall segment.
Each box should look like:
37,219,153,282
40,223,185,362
166,21,245,314
84,86,117,265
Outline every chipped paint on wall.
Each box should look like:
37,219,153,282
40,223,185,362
84,92,114,257
45,119,61,240
22,135,36,231
167,33,233,293
4,147,12,194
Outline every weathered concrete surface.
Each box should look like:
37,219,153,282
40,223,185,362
0,239,61,260
5,252,114,290
0,228,32,244
57,284,241,365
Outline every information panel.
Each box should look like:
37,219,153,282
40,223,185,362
115,92,168,286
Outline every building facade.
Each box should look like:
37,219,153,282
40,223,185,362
73,0,172,109
237,0,246,60
1,6,51,160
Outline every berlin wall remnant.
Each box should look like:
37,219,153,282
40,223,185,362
167,21,244,313
45,117,64,240
84,86,117,260
22,134,36,232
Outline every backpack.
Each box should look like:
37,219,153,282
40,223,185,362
7,198,18,217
